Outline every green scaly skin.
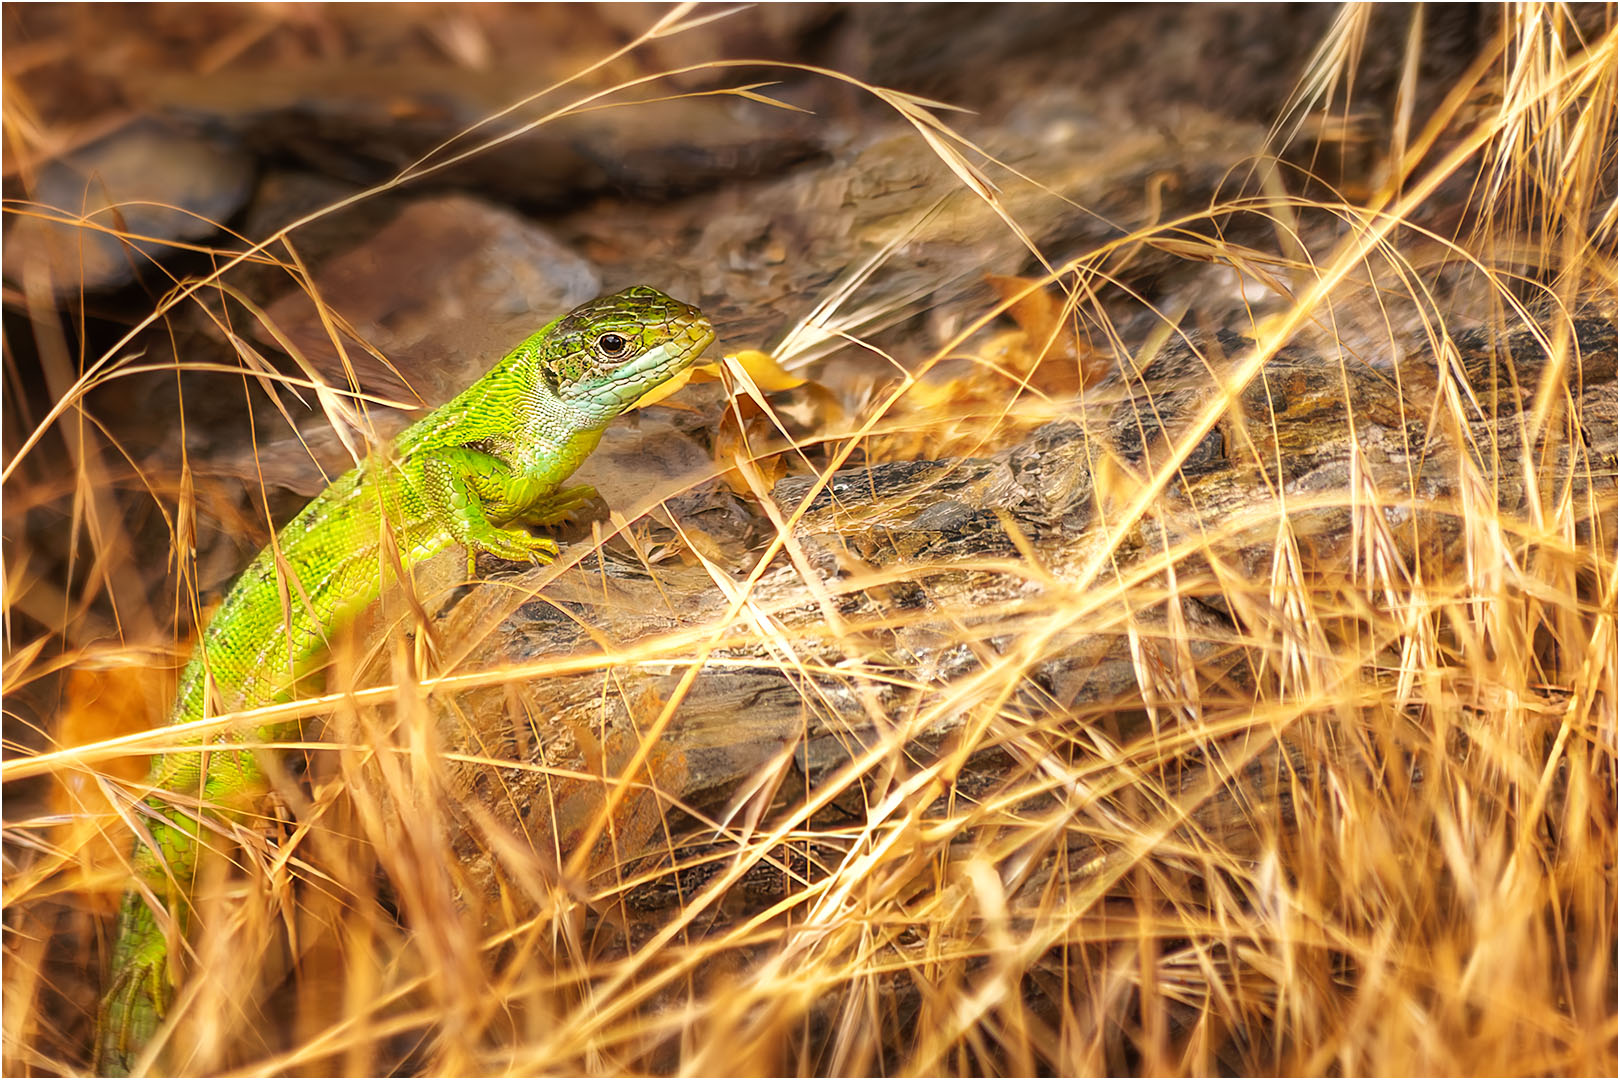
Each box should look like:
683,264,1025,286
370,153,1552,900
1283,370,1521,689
94,286,714,1075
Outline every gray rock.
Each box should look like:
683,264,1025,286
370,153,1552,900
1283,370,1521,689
256,193,601,407
3,118,253,295
215,195,603,498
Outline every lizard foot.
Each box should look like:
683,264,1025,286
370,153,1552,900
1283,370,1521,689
522,483,600,527
464,526,559,576
94,895,171,1076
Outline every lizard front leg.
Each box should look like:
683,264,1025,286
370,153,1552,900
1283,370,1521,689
418,447,562,575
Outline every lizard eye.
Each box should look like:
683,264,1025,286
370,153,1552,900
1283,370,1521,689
596,332,630,358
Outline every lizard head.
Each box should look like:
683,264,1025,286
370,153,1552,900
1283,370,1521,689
536,285,714,421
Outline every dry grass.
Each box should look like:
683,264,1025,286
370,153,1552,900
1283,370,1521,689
3,4,1616,1076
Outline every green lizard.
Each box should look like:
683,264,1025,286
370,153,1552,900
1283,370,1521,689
94,285,715,1074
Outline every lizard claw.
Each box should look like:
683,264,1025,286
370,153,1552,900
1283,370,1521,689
525,536,560,566
466,528,558,574
95,897,170,1075
523,484,600,528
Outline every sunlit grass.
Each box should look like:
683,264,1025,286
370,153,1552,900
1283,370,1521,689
3,4,1615,1076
